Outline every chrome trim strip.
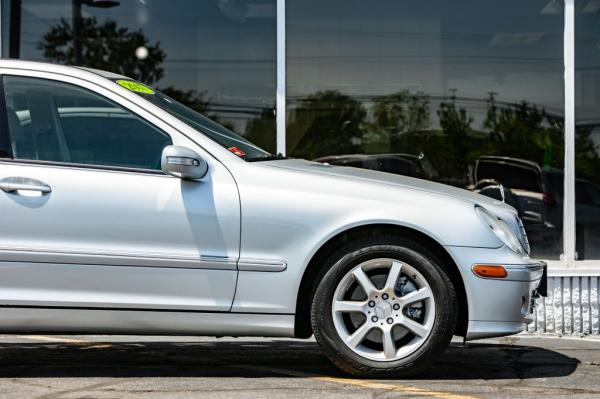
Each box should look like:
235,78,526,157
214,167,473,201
238,259,287,272
0,247,237,270
503,264,545,282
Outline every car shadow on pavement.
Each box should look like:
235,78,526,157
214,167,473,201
0,339,579,379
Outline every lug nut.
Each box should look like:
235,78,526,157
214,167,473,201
393,303,400,310
382,293,389,300
368,300,376,307
371,316,378,322
387,318,394,324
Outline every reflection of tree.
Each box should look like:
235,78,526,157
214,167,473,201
484,93,563,170
245,109,276,154
39,17,246,134
160,87,211,114
158,86,233,130
288,87,600,189
287,90,366,159
576,126,600,184
368,90,430,153
39,17,165,84
437,91,474,181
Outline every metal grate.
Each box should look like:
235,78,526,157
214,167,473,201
526,276,600,335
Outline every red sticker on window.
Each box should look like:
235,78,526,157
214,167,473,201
228,146,246,157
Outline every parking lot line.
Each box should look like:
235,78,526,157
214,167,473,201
234,365,478,399
314,376,478,399
17,336,478,398
18,335,93,344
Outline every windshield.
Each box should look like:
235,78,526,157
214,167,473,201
113,79,277,161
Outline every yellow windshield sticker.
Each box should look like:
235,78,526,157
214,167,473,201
116,80,154,94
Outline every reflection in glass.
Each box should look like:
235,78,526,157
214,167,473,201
287,0,564,258
576,6,600,259
2,0,276,152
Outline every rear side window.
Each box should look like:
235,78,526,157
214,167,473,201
476,161,541,192
373,157,416,177
2,76,172,170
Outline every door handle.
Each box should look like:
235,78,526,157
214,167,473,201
0,177,52,195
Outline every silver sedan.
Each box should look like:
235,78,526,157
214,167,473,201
0,60,546,377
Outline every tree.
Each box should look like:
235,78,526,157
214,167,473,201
368,90,430,153
287,90,366,159
437,90,474,180
39,17,165,84
484,93,563,170
159,87,211,114
245,109,276,154
575,125,600,184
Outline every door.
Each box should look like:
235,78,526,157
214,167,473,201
0,74,240,312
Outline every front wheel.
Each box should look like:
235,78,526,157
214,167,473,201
311,237,457,378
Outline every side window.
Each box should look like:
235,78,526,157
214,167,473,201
2,76,172,170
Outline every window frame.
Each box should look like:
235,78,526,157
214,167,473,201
0,72,175,175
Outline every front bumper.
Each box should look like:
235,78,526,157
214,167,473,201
445,245,547,341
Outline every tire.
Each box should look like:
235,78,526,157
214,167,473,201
311,235,457,378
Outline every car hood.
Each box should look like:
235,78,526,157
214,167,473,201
265,159,515,213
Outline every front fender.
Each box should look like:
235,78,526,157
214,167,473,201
230,163,503,314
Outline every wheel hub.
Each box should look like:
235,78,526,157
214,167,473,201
374,301,392,319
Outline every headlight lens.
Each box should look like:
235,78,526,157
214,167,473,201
475,206,525,255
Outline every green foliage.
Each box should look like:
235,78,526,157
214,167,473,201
245,109,276,154
366,91,430,153
38,16,600,182
159,87,211,114
576,126,600,184
287,90,366,159
285,88,600,187
436,94,474,181
483,94,564,170
39,17,165,84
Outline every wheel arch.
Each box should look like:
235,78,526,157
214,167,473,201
293,223,468,338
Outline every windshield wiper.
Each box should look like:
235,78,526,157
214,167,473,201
245,154,288,162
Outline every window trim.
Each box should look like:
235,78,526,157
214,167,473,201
0,73,173,174
564,0,576,266
0,158,169,176
0,72,13,159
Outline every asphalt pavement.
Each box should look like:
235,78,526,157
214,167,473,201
0,334,597,398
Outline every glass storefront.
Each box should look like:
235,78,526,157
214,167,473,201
576,3,600,260
287,0,564,259
1,0,277,152
1,0,592,263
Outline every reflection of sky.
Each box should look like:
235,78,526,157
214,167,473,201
287,0,565,119
3,0,276,115
6,1,600,127
576,7,600,125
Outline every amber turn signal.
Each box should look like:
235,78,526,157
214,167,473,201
472,264,508,278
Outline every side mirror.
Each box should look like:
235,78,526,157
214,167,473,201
161,145,208,180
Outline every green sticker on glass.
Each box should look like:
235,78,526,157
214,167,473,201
116,80,154,94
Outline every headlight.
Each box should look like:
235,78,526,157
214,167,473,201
515,216,531,254
475,206,525,255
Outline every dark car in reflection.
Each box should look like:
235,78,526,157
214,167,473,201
575,179,600,259
469,156,563,258
314,153,439,181
470,156,600,258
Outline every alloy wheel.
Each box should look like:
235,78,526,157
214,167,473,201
331,258,435,362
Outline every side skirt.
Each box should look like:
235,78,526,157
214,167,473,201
0,307,295,337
